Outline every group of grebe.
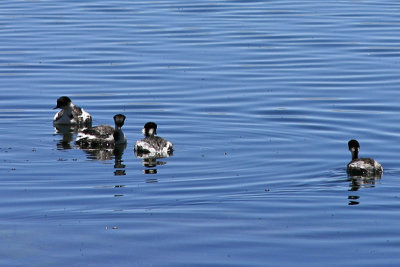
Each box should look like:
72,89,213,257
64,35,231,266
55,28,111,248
53,96,173,155
53,96,383,175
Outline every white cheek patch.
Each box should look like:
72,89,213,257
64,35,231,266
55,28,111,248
148,128,154,136
142,128,145,135
81,110,91,121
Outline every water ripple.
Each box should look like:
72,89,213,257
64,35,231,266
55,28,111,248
1,0,400,266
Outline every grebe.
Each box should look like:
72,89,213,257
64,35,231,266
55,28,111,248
76,114,127,148
134,122,173,156
53,96,92,125
347,139,383,176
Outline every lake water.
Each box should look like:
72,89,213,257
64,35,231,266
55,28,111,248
1,0,400,266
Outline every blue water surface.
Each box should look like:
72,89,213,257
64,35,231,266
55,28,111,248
1,1,400,266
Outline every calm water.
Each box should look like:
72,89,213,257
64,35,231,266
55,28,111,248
2,0,400,266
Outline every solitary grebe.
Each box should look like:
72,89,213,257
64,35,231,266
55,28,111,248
53,96,92,125
347,139,383,176
76,114,127,148
134,122,173,155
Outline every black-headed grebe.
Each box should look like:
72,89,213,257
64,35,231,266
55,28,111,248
347,139,383,176
134,122,173,155
76,114,127,148
53,96,92,125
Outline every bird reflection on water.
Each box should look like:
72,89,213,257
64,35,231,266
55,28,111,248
54,127,127,176
80,144,127,176
347,173,382,205
54,124,88,150
135,149,172,177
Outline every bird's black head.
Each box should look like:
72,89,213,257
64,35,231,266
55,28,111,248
143,122,157,137
348,139,360,160
113,114,126,128
54,96,72,109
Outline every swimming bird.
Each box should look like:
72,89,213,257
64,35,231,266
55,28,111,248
76,114,127,148
347,139,383,176
53,96,92,125
134,122,173,156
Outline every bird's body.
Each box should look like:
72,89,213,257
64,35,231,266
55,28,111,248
347,139,383,176
53,96,92,125
134,122,173,156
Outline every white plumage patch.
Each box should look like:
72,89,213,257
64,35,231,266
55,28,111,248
53,106,91,125
76,132,113,142
142,127,155,136
134,138,173,158
347,158,383,176
148,128,155,136
374,160,383,171
135,140,155,153
80,110,92,122
348,160,373,169
53,111,74,124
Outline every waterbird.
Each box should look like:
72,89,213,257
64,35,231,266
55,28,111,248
76,114,127,148
347,139,383,176
134,122,173,156
53,96,92,125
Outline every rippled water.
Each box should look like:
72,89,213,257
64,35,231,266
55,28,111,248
2,1,400,266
